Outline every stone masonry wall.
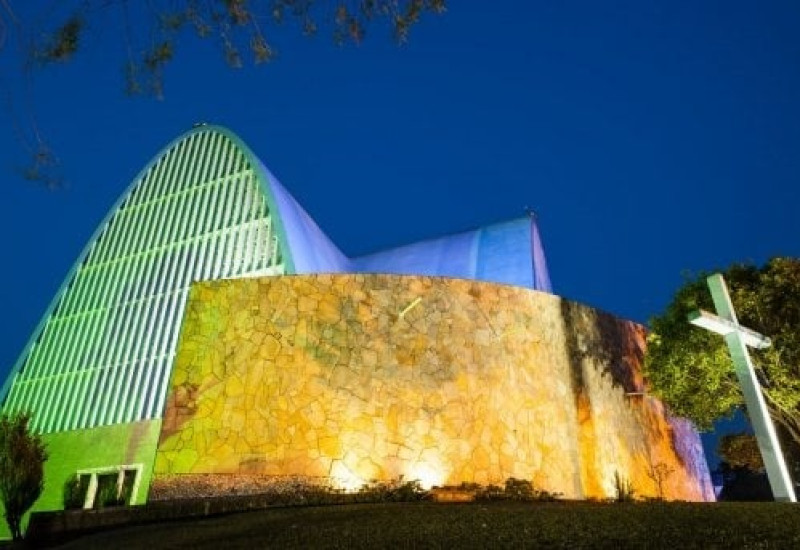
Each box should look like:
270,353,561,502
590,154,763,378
154,274,714,501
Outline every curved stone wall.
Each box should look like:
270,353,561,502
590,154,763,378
155,274,714,501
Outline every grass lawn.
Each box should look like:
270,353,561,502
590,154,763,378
53,501,800,549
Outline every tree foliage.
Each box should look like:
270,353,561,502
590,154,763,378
645,258,800,453
0,412,48,541
32,1,445,96
0,1,446,186
718,433,764,472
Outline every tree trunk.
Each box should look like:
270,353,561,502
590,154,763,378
6,511,21,541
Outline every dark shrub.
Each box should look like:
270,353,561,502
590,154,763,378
62,476,89,510
614,471,635,502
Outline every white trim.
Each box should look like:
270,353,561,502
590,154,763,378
76,463,144,508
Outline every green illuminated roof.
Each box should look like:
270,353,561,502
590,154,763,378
2,127,287,433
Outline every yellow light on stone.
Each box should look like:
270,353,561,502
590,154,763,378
155,274,716,503
407,460,444,490
330,460,364,493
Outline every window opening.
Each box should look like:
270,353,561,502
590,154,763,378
70,464,142,509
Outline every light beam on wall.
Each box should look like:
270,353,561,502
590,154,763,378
406,460,445,490
330,460,364,493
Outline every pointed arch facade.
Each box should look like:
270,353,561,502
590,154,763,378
2,127,289,433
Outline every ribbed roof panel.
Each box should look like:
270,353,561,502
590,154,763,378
2,127,285,433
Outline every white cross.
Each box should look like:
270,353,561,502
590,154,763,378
689,273,796,502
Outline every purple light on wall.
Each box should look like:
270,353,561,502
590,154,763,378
531,216,552,293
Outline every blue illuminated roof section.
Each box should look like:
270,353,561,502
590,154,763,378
258,152,551,291
260,165,350,274
260,158,551,290
351,217,550,291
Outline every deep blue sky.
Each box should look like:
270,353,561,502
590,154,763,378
1,2,799,463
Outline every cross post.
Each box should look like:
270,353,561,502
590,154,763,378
688,273,796,502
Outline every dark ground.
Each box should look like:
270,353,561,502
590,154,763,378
35,501,800,549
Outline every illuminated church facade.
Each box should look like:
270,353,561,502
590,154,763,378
0,126,714,534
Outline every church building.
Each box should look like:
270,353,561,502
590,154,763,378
0,126,714,537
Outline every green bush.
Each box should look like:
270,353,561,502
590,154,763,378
62,476,89,510
392,479,427,501
472,478,561,502
356,478,429,502
95,474,126,508
504,477,535,500
474,483,504,501
614,471,635,502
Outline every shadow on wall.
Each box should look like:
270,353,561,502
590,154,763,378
558,299,713,501
560,301,645,395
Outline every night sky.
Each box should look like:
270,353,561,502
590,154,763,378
1,2,799,465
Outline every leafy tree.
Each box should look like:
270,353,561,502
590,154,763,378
0,1,446,186
0,412,48,541
718,433,764,472
645,258,800,456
